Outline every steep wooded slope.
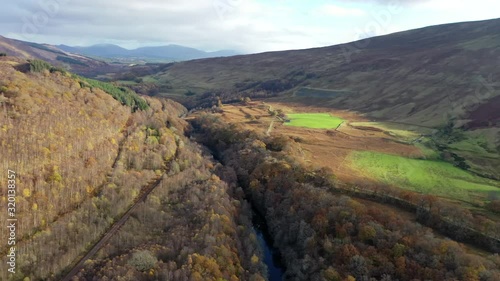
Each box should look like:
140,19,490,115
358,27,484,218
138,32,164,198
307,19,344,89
0,57,266,280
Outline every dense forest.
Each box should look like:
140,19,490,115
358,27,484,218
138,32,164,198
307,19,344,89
77,147,267,281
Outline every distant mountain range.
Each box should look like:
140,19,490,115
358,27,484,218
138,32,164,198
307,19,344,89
0,35,114,76
0,35,241,76
57,44,240,61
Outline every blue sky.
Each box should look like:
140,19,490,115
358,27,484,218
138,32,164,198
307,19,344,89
0,0,499,53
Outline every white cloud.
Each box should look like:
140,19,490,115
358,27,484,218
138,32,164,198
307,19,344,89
316,4,367,17
413,0,500,18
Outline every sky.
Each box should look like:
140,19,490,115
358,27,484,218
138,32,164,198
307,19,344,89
0,0,499,53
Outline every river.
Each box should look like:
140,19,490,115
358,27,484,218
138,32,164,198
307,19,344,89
252,210,285,281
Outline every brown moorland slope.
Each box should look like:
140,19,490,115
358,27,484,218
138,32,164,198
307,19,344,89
138,18,500,129
125,18,500,180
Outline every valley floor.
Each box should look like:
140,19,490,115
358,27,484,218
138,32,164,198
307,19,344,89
207,100,500,234
216,102,496,192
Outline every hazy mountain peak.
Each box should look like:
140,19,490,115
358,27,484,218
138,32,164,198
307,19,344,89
57,43,241,61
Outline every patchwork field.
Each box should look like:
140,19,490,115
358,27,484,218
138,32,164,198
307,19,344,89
212,101,500,208
286,113,344,129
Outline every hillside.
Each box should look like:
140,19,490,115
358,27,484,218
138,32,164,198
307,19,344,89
0,36,121,77
124,18,500,180
132,18,500,128
0,57,267,280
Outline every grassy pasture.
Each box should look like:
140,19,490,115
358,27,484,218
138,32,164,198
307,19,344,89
348,151,500,204
448,132,499,159
286,113,344,129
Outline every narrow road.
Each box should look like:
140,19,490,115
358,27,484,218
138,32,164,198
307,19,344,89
61,175,163,281
266,120,275,136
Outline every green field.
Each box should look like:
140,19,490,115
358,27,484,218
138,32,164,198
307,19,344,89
348,151,500,204
285,113,344,129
